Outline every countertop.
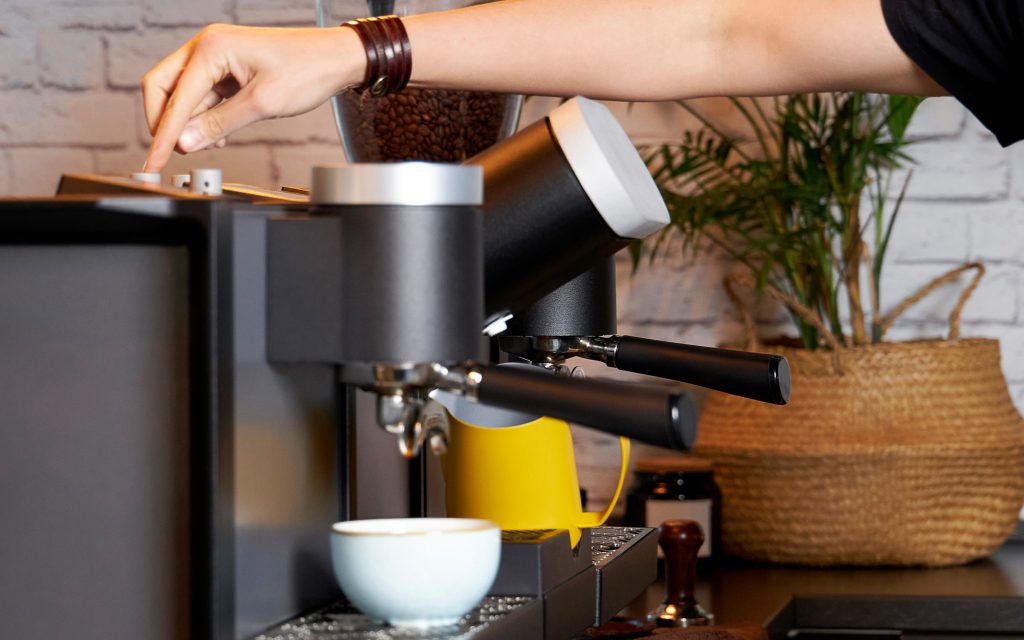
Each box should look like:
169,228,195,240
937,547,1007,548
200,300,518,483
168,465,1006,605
620,538,1024,628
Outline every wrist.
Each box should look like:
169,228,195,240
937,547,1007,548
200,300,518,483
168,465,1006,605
322,26,367,94
340,16,412,96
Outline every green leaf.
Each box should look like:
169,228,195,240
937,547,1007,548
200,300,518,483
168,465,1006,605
640,91,920,345
887,95,924,142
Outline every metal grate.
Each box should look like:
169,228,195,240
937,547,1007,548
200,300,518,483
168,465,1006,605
255,596,535,640
590,527,649,566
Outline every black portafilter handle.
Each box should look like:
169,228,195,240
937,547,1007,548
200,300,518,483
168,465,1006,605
471,364,697,450
610,336,791,405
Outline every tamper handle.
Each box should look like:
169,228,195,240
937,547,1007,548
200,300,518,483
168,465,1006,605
650,519,714,627
660,520,703,608
473,364,697,450
613,336,790,405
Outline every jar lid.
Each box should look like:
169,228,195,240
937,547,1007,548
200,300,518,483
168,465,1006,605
310,162,483,206
634,456,713,475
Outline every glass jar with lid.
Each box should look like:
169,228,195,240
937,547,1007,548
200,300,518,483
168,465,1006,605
625,456,718,563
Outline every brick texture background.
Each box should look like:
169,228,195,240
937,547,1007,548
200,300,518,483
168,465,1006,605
3,1,1022,509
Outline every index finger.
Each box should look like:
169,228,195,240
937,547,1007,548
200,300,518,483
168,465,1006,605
142,37,198,137
144,53,224,172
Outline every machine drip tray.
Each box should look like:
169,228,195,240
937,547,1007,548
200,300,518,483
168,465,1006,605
591,527,658,625
254,596,543,640
253,527,657,640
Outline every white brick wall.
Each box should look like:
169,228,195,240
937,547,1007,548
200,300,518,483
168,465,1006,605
0,0,331,197
2,3,1022,509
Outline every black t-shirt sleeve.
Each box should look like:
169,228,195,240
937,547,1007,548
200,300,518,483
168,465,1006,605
880,0,1024,146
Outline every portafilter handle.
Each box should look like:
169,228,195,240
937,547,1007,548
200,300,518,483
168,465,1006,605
601,336,790,405
467,364,697,450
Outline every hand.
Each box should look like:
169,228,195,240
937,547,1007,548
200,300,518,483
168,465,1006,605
142,24,364,171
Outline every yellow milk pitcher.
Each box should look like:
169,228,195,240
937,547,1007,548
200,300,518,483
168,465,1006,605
436,380,629,548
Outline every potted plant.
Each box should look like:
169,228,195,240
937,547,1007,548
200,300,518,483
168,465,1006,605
639,93,1024,567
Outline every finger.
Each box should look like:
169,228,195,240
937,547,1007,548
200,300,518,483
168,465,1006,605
191,89,224,119
145,56,226,172
189,75,244,119
176,82,264,153
142,39,197,137
198,137,228,151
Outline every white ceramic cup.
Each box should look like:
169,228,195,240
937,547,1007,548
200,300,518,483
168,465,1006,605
330,518,501,628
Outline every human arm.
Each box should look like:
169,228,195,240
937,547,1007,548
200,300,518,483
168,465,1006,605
143,0,945,171
405,0,942,99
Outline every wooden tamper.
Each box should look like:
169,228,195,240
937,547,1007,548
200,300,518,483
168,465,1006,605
648,519,714,627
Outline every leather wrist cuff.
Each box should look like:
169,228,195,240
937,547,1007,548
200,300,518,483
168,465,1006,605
341,15,412,96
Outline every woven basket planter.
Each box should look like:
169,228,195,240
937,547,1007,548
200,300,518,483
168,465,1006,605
694,264,1024,567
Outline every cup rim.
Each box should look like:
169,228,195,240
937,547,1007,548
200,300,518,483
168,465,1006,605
331,517,498,537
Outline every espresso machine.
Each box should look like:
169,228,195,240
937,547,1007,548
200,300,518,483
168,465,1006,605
0,97,788,640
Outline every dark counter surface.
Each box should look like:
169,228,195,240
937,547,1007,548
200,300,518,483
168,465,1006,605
621,539,1024,628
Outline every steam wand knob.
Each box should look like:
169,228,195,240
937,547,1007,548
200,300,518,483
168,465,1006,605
649,519,713,628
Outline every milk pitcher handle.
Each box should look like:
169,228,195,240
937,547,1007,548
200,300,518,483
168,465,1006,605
576,436,631,529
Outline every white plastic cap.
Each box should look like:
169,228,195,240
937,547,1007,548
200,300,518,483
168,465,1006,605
190,168,222,196
547,97,669,239
131,172,161,184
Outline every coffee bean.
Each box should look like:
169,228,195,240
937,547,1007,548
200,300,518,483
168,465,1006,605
337,88,514,162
